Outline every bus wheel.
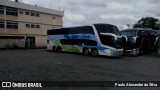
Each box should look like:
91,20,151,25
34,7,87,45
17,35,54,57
83,48,89,56
52,46,56,52
134,48,140,56
91,49,98,56
57,47,62,53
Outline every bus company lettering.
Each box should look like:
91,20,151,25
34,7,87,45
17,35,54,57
64,34,90,39
12,82,27,87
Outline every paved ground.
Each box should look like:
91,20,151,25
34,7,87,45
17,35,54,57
0,49,160,90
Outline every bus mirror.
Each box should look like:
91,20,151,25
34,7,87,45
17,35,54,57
100,33,118,40
121,35,128,42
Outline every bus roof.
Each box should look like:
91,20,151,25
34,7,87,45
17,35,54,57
48,23,117,31
48,25,90,31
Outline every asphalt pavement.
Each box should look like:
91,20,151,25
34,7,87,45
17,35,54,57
0,49,160,90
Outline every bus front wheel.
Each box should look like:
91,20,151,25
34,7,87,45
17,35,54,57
91,49,98,56
83,48,89,56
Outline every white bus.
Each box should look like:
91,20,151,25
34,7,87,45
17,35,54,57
47,23,123,57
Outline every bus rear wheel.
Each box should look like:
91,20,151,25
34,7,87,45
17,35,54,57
158,48,160,55
91,49,98,56
134,48,140,56
52,46,56,52
56,47,62,53
83,48,89,56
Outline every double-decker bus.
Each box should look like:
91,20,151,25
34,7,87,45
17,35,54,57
47,23,123,57
120,28,157,56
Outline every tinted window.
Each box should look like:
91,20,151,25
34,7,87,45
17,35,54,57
25,11,30,15
99,34,113,47
61,39,97,46
31,12,35,16
69,26,94,34
6,8,18,16
47,26,94,35
36,25,40,28
94,24,120,35
0,21,5,28
121,29,137,37
6,22,18,29
48,28,69,35
137,30,157,36
149,31,156,35
99,34,123,49
31,24,35,28
26,24,30,28
0,7,4,14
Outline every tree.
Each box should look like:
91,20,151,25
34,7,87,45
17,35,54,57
133,17,160,30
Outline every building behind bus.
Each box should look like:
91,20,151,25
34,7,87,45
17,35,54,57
0,0,64,49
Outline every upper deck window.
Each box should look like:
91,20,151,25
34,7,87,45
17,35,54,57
121,29,137,37
69,26,95,34
47,26,95,35
94,24,120,35
137,30,157,36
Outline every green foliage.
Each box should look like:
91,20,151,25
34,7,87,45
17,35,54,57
133,17,160,30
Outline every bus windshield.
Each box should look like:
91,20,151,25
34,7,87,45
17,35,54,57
99,34,123,49
94,24,120,35
94,24,123,49
121,29,137,37
137,30,157,36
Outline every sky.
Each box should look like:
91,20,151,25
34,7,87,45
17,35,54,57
12,0,160,30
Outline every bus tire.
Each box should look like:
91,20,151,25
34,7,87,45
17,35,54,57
91,49,98,56
52,46,56,52
137,48,142,56
57,47,62,53
133,48,140,56
83,48,89,56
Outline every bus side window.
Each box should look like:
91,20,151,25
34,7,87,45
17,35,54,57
69,26,95,35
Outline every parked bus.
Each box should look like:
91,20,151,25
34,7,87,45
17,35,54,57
120,28,157,56
47,24,123,57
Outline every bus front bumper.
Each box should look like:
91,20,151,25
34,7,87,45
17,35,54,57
103,48,123,57
124,48,140,56
111,49,124,57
